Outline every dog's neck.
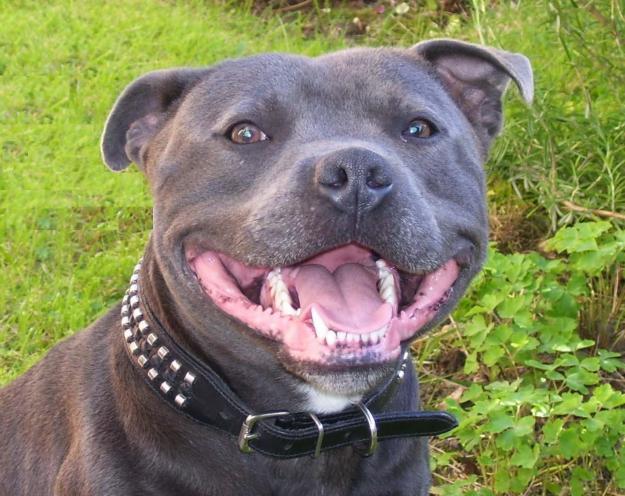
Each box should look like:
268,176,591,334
135,241,366,414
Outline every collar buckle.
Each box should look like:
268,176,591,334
238,411,291,453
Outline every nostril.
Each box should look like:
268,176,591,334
366,168,392,190
319,166,348,189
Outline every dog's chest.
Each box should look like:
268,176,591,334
265,452,359,495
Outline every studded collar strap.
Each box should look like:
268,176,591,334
121,260,457,459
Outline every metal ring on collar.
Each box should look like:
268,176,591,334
307,412,324,458
353,401,378,456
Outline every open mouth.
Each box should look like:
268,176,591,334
186,244,461,365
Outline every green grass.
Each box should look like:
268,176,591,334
1,0,624,494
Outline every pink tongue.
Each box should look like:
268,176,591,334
294,263,392,333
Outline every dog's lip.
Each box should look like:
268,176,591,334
184,242,467,366
184,240,474,274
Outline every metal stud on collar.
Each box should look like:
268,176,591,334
184,372,196,385
157,346,169,360
147,368,159,381
396,349,411,382
120,258,197,414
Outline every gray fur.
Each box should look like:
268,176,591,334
0,40,532,495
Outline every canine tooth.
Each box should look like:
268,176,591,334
325,330,337,346
360,333,370,345
380,270,393,283
381,288,397,306
379,283,392,297
279,300,298,316
376,260,387,268
270,274,299,316
337,331,347,344
378,264,392,278
267,268,281,280
311,308,328,340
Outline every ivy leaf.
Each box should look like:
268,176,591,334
512,416,536,437
545,221,611,253
486,411,514,434
580,357,601,371
552,393,583,415
510,443,539,468
559,428,584,459
542,418,564,443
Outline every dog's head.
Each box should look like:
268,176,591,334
101,40,532,396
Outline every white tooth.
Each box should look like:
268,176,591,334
347,333,357,344
370,333,380,344
360,333,370,345
381,273,394,289
270,275,300,316
378,265,391,279
276,293,290,308
376,259,387,268
381,287,397,306
311,308,328,340
325,330,337,346
380,271,395,286
280,301,298,316
337,332,347,344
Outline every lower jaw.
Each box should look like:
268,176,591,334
210,289,453,365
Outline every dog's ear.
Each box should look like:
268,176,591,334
412,39,533,150
100,69,209,171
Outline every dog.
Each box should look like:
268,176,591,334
0,39,532,495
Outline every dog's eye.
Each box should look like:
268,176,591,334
402,119,436,140
229,123,269,144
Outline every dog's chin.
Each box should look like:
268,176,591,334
184,243,471,379
286,360,397,397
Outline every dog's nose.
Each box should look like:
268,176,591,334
315,148,393,213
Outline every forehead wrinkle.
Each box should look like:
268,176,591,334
302,54,446,118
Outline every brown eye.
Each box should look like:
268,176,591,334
402,119,436,139
229,123,269,144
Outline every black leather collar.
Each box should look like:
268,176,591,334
121,260,457,459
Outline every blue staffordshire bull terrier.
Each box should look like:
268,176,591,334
0,39,532,495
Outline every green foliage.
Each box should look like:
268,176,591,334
424,222,625,494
